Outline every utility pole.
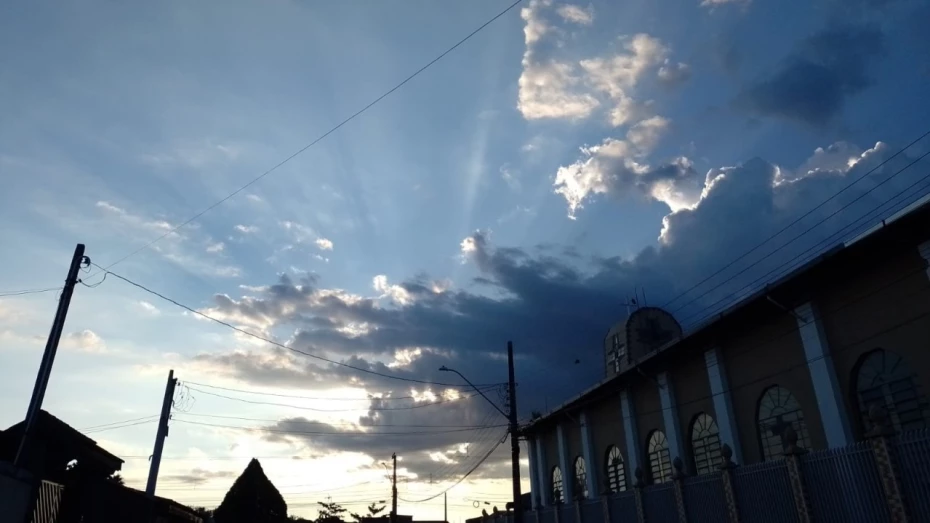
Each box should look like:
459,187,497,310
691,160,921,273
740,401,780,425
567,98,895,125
146,370,177,495
391,452,398,523
15,243,86,467
508,341,523,523
444,492,448,523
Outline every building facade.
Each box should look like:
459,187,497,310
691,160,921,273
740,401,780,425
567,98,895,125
522,201,930,509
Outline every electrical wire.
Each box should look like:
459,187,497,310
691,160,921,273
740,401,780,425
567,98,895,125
85,0,524,278
399,432,508,503
172,418,505,436
81,418,159,434
78,414,161,431
93,262,504,389
668,149,930,321
661,129,930,311
0,286,62,297
172,412,507,429
184,385,490,412
179,379,499,401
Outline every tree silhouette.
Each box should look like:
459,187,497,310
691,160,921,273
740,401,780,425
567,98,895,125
107,472,125,485
316,500,347,523
213,459,287,523
349,502,386,521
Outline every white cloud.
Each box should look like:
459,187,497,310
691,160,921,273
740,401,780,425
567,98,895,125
657,60,692,86
315,238,334,251
626,116,670,152
556,4,594,25
63,329,107,353
518,61,601,120
234,224,259,234
138,301,161,316
245,194,263,204
373,275,413,305
500,164,521,191
701,0,749,7
206,241,225,253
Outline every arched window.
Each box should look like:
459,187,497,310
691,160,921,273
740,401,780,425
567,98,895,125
647,430,673,484
573,456,588,500
691,413,723,475
757,386,811,461
551,466,564,505
855,349,929,433
605,446,627,493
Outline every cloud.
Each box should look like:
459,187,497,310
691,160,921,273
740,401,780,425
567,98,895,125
701,0,750,7
161,468,236,486
234,224,260,234
315,238,334,251
63,329,107,353
737,24,885,127
553,117,699,217
500,164,521,192
138,301,161,316
184,139,929,475
206,242,225,253
516,1,687,126
556,4,594,25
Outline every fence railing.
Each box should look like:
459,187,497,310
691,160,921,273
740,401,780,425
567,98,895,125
510,421,926,523
31,480,64,523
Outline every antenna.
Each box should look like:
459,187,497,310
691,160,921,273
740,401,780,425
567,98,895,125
641,287,648,306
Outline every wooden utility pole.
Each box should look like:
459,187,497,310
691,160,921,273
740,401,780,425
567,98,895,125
391,452,398,523
508,341,523,523
146,370,177,495
15,244,86,467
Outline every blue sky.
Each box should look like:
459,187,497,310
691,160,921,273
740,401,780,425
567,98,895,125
1,0,929,519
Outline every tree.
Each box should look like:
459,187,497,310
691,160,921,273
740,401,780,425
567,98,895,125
316,500,347,523
349,502,386,522
107,472,125,485
213,459,287,523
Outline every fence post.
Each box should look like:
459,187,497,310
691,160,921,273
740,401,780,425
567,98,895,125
553,505,560,523
866,405,909,523
782,427,813,523
574,500,582,523
601,495,610,523
672,458,688,523
718,444,740,523
633,467,646,523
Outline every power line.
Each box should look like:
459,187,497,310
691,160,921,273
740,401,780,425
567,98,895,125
93,263,504,388
179,380,498,401
172,418,506,437
82,418,160,434
174,412,507,429
184,385,492,412
668,149,930,321
0,287,62,298
400,432,508,503
661,129,930,311
87,0,524,277
677,166,930,328
78,415,160,431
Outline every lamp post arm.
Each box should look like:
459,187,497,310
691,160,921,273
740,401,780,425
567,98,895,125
443,367,509,420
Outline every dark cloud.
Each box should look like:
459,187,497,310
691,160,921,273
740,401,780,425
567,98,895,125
190,140,929,478
162,468,236,486
737,24,885,127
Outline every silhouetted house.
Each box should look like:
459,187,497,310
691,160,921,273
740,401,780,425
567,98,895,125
0,409,201,523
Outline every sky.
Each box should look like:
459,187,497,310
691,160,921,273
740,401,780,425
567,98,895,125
1,0,929,520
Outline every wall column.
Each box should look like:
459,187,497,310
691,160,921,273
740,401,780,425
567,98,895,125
528,438,540,509
620,390,640,486
704,347,743,464
534,437,548,507
795,301,853,448
658,372,686,472
580,412,598,498
557,423,574,503
918,241,930,280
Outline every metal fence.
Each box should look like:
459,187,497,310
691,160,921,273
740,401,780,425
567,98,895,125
31,480,64,523
894,428,930,522
607,491,637,523
579,499,601,522
731,460,798,523
642,483,677,523
800,442,889,523
681,473,727,523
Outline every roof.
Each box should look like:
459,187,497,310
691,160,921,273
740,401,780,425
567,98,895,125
1,409,123,473
522,198,930,433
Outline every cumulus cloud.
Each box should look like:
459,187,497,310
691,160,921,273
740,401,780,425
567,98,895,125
556,4,594,25
138,301,161,316
162,468,236,486
63,329,107,353
185,139,929,476
234,224,259,234
737,24,885,127
315,238,334,251
516,1,688,126
701,0,750,7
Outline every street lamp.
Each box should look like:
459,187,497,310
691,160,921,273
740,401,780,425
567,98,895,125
439,342,523,523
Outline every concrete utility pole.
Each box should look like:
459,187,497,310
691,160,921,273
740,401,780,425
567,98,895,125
507,341,523,523
391,452,398,523
15,243,87,467
444,491,447,523
146,370,177,495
